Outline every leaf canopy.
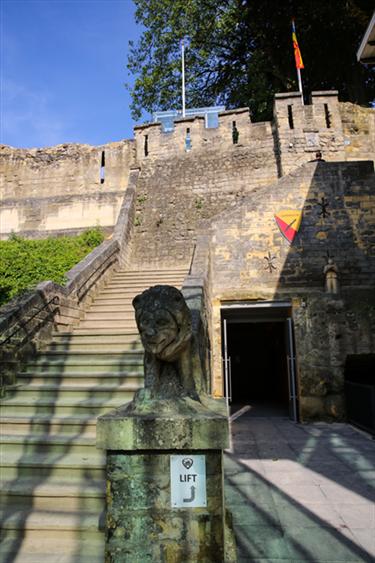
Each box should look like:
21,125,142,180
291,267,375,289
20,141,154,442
127,0,375,121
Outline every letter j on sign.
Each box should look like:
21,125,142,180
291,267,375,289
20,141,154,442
170,455,207,508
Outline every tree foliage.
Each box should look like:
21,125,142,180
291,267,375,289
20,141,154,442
0,228,104,307
127,0,375,121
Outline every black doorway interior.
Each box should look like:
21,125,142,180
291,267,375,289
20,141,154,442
222,306,293,417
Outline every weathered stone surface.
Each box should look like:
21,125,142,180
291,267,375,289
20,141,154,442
0,140,135,238
132,285,206,400
97,399,228,451
207,161,375,420
97,284,230,562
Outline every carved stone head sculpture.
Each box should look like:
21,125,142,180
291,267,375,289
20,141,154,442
132,285,200,401
133,285,192,361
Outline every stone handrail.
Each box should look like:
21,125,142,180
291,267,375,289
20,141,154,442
0,168,139,394
181,234,213,395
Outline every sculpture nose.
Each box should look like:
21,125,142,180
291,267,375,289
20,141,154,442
145,327,156,337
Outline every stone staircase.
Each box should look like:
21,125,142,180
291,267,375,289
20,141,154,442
0,267,188,563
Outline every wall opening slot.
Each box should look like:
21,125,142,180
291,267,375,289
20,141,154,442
185,128,192,151
324,104,331,128
232,121,239,144
287,105,294,129
100,151,105,184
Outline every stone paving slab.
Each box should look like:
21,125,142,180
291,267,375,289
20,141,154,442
225,414,375,562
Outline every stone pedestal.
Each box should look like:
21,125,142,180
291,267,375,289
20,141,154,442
97,396,230,563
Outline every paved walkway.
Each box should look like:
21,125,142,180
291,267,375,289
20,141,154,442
224,411,375,562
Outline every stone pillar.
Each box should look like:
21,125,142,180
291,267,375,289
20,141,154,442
96,285,232,562
97,399,229,562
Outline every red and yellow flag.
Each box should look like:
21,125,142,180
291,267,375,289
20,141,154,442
292,19,304,69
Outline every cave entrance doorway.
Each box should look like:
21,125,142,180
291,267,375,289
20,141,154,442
221,302,298,421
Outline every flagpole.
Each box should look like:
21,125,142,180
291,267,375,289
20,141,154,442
292,19,304,106
181,39,186,117
297,67,304,106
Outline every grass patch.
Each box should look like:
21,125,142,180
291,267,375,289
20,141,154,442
0,228,104,307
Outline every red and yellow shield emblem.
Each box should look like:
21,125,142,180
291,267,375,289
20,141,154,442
274,210,303,244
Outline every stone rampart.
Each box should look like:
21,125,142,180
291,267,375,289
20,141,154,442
1,92,373,246
340,101,375,162
207,160,375,420
128,139,279,268
0,140,135,238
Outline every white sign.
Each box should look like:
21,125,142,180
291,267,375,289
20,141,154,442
170,455,207,508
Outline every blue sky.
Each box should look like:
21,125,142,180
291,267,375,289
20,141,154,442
1,0,143,148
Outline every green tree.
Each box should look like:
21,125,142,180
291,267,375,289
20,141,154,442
127,0,375,122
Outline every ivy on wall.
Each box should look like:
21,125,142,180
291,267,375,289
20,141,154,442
0,228,104,307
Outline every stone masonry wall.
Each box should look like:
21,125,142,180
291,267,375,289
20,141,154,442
0,140,135,238
134,108,273,161
128,140,279,268
340,102,375,163
207,161,375,421
273,91,346,176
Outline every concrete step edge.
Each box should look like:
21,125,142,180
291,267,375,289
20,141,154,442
0,434,97,446
17,372,144,378
26,358,143,366
1,481,105,498
0,509,103,531
1,454,105,469
38,350,143,357
1,397,129,407
10,383,142,392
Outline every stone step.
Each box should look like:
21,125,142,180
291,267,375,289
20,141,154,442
0,433,97,454
1,508,102,532
0,415,98,436
52,330,140,339
0,529,104,563
90,296,142,305
107,280,185,288
0,397,129,416
33,349,143,362
77,320,138,329
17,372,144,387
23,359,143,373
109,272,186,279
4,382,141,401
84,304,135,313
113,269,187,275
1,480,105,513
48,334,143,353
93,288,150,297
83,311,144,321
64,328,140,336
1,450,105,481
48,341,143,352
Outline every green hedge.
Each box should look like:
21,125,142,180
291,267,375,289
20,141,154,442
0,228,105,307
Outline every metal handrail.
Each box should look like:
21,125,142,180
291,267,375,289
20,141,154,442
74,245,119,302
0,245,119,352
188,244,197,275
0,295,60,348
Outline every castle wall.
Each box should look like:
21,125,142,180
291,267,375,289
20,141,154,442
340,102,375,162
2,92,373,246
128,131,279,267
273,91,346,175
207,161,375,421
0,140,135,238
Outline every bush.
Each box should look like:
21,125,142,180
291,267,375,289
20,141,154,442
0,228,105,307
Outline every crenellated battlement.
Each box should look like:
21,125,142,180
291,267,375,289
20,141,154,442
133,90,370,175
134,107,264,160
1,90,373,240
273,90,346,174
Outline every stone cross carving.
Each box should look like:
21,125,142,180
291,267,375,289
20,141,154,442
132,285,204,401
